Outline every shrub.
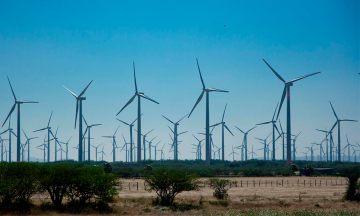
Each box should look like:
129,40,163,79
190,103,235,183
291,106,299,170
144,167,200,206
38,163,79,209
344,173,360,201
290,164,298,172
302,165,314,176
0,162,39,210
207,178,231,200
102,162,112,174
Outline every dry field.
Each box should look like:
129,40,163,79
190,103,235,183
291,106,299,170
29,176,360,215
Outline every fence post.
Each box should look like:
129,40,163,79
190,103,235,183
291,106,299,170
341,180,342,185
298,179,299,186
304,180,305,187
336,180,337,186
277,180,278,187
241,180,242,187
310,180,311,186
247,180,248,187
129,183,130,191
315,180,316,186
287,180,289,187
230,182,232,188
259,180,260,187
320,180,321,186
326,180,327,186
266,180,267,187
137,182,138,191
282,179,283,186
271,181,272,187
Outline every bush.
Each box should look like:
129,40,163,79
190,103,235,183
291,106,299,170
0,162,39,210
102,163,112,174
290,164,298,172
302,165,314,176
207,178,231,200
38,163,79,209
344,173,360,201
144,167,200,206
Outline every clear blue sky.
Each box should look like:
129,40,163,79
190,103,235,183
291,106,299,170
0,0,359,162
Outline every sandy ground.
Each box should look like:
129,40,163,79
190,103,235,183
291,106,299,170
30,176,360,215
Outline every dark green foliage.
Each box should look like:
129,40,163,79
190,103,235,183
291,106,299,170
344,171,360,201
102,162,112,174
144,167,200,206
38,163,79,208
208,178,231,200
67,166,120,205
302,165,315,176
290,164,299,172
0,162,39,211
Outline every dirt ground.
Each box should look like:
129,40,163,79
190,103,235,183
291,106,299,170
30,176,360,215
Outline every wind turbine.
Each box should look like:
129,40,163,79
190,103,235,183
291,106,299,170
210,104,234,161
316,129,331,162
0,116,16,162
22,130,38,162
91,143,103,162
145,136,157,160
291,132,301,161
98,145,106,161
256,103,280,160
199,127,216,161
2,77,38,162
192,135,204,160
263,59,320,163
248,145,257,159
277,119,286,161
188,59,229,165
235,126,256,161
83,116,101,161
312,141,324,161
160,144,165,160
228,145,238,161
49,126,60,161
342,135,355,162
60,136,72,161
162,114,188,161
116,62,159,162
102,126,120,162
153,140,161,161
117,116,140,162
329,101,358,161
305,144,318,161
255,132,272,160
301,149,310,161
34,112,54,162
63,80,93,162
0,137,5,162
135,129,154,160
36,136,47,162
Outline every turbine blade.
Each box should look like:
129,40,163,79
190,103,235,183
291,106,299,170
83,115,88,126
256,121,272,126
329,101,338,120
210,122,222,127
206,88,229,93
33,128,47,132
133,62,138,93
289,72,321,83
176,113,188,124
235,126,245,134
116,118,130,126
224,124,234,136
145,129,154,136
47,111,53,127
278,119,284,133
74,100,79,129
339,119,358,122
262,59,286,83
17,100,38,103
222,103,227,122
0,129,9,135
117,95,136,116
162,115,175,124
188,91,204,118
167,126,174,133
274,124,281,136
2,103,16,127
90,124,102,127
247,126,256,133
78,80,93,97
7,76,17,100
272,102,279,121
196,58,205,89
276,86,287,120
114,125,120,136
84,128,88,136
63,85,78,98
139,94,159,104
192,134,200,142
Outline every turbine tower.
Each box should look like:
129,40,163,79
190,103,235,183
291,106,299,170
60,136,72,161
188,59,229,165
235,126,256,161
162,114,188,161
83,116,101,161
210,104,234,161
63,80,93,162
116,62,159,162
2,77,38,162
117,116,139,162
22,130,38,162
91,143,102,162
263,59,320,163
102,126,120,163
256,103,280,160
0,116,16,162
329,101,357,161
34,112,54,162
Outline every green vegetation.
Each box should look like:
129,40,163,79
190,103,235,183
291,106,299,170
144,167,200,206
194,210,360,216
344,168,360,201
0,162,121,212
289,164,298,172
207,178,231,199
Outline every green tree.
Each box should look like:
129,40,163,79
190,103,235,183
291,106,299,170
144,167,200,206
344,173,360,201
102,163,112,174
302,165,314,176
290,164,298,172
207,178,231,199
0,162,39,210
38,163,78,209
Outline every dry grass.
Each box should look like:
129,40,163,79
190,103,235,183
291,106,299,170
14,176,360,215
